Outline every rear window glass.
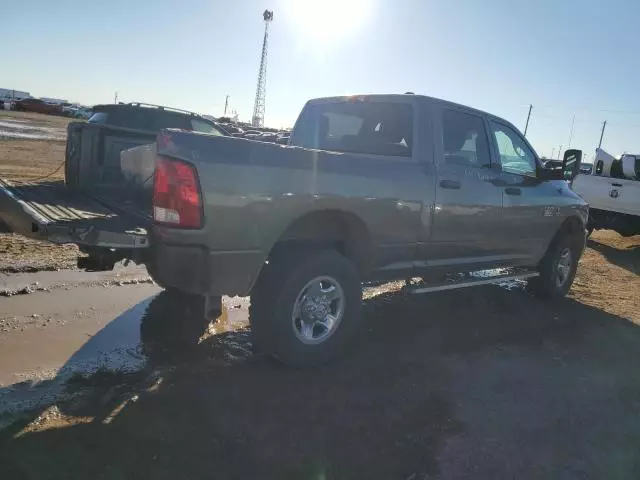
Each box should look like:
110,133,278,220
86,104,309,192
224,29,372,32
152,112,191,131
290,101,414,157
103,108,151,130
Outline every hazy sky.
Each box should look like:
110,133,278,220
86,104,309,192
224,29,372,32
3,0,640,160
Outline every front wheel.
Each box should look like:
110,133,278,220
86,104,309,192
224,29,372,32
249,250,362,367
528,234,581,298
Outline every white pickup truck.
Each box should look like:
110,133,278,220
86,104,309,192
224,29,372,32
572,148,640,237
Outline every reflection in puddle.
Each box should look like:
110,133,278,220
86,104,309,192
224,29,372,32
0,292,252,423
140,293,252,365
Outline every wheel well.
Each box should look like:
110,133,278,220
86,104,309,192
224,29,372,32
268,210,373,276
559,216,585,237
546,216,585,255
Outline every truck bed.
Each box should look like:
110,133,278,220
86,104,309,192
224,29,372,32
0,179,149,249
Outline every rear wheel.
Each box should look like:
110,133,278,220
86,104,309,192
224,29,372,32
528,234,580,298
249,249,362,367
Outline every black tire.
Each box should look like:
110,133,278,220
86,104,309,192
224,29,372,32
528,233,581,298
586,226,594,238
249,249,362,367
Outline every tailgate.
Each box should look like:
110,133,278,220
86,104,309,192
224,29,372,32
0,179,148,249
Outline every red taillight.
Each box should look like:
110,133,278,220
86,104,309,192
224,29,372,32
153,157,202,228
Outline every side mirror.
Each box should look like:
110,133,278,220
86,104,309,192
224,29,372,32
562,149,582,180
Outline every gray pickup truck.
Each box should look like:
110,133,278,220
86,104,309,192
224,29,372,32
0,94,587,366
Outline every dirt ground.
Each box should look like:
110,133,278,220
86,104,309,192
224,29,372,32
0,231,638,479
0,111,81,272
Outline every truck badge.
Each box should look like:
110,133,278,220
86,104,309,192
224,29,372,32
543,206,560,217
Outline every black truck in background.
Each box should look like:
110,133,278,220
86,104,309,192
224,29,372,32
66,102,226,189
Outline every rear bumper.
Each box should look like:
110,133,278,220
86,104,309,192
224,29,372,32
146,239,263,297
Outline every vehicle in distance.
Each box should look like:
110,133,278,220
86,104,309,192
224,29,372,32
14,98,63,115
63,102,227,188
0,94,587,367
572,147,640,236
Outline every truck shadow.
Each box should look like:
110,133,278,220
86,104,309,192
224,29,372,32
588,238,640,275
2,285,640,479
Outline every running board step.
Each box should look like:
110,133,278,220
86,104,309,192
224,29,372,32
409,270,539,294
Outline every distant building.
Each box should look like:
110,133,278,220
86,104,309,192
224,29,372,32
40,97,68,105
0,88,30,100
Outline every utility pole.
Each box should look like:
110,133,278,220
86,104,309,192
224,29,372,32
558,145,563,159
224,95,230,116
598,120,607,148
551,148,555,159
114,91,118,104
568,114,575,147
524,104,533,136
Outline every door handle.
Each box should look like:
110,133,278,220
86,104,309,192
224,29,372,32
611,183,623,187
439,179,461,190
505,187,521,196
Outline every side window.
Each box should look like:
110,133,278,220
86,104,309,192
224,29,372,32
441,110,491,168
490,121,537,177
594,160,604,175
190,118,223,135
610,160,625,179
289,101,413,157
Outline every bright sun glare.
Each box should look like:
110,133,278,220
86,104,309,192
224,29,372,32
283,0,372,47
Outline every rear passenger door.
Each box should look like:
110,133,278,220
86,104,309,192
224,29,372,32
425,106,506,267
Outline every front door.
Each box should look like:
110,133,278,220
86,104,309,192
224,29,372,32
424,107,506,268
488,120,559,263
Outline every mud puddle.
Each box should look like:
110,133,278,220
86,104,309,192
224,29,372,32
0,265,151,296
0,285,252,425
0,275,526,428
0,119,65,141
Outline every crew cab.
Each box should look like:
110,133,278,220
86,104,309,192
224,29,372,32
572,148,640,237
0,94,587,366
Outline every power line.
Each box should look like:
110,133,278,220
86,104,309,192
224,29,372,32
598,121,607,148
523,104,532,136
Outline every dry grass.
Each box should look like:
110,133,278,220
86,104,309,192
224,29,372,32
571,230,640,323
0,140,66,182
0,112,80,271
0,111,74,182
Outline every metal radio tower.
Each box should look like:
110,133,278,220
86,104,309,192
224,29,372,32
252,9,273,128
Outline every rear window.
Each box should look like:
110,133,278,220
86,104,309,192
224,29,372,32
290,101,414,157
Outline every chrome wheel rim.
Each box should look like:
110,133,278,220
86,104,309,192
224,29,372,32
292,276,345,345
556,248,572,288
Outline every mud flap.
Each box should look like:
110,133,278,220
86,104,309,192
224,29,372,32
0,179,149,251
